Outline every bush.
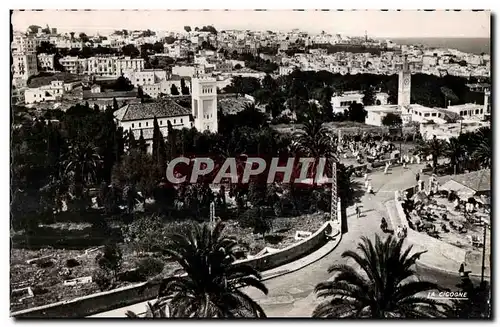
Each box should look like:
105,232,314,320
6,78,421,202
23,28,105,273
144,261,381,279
121,214,169,253
65,258,80,268
136,257,165,279
239,207,261,228
96,244,122,277
92,269,113,291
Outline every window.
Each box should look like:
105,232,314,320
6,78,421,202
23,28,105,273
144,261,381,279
475,109,479,114
174,119,176,124
480,109,484,114
146,122,148,127
180,118,183,123
132,123,135,128
460,111,464,116
424,113,430,117
139,123,141,127
431,113,437,117
160,120,162,125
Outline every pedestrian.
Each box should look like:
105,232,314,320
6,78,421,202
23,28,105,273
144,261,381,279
459,262,465,277
355,205,361,219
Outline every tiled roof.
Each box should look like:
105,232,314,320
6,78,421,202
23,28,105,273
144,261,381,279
82,90,137,100
451,169,490,193
116,99,191,122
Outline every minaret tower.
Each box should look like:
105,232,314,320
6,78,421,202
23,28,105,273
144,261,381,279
191,73,218,133
398,54,411,108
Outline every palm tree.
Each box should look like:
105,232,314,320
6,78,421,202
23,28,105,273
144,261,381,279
62,142,102,199
293,104,334,159
416,136,445,170
444,137,467,174
156,221,268,317
472,127,492,169
313,235,450,318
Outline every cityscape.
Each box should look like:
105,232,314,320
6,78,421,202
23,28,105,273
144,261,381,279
10,9,491,319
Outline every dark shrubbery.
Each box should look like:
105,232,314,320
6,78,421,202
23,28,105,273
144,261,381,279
136,257,165,279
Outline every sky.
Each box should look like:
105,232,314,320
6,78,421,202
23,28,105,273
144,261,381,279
11,10,491,38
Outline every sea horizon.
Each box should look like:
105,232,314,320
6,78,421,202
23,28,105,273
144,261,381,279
378,36,490,55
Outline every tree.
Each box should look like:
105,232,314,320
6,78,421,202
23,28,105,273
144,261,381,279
152,116,167,173
113,75,134,92
444,137,467,174
452,276,490,318
112,150,162,198
62,142,102,201
293,104,333,159
153,42,164,54
347,102,367,122
320,86,334,121
138,129,147,153
79,32,89,42
381,113,403,128
180,78,190,95
417,136,446,170
200,25,218,34
471,127,491,169
122,44,140,58
121,214,169,253
36,41,57,54
97,244,122,274
313,235,450,318
362,85,376,106
112,97,119,111
170,84,180,96
164,36,176,44
137,86,144,101
184,26,192,33
155,221,268,317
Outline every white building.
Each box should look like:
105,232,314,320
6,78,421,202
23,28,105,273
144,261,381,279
24,80,64,104
131,69,168,86
420,121,490,141
172,65,205,78
446,103,486,121
191,76,218,132
145,78,190,98
59,56,145,76
331,91,363,114
12,53,38,87
37,53,55,71
114,99,192,154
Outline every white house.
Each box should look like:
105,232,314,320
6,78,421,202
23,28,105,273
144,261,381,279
12,52,38,87
446,103,486,122
114,99,192,154
37,53,55,71
25,80,64,104
114,76,218,153
131,69,168,86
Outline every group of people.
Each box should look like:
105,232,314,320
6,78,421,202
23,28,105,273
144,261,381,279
396,225,408,238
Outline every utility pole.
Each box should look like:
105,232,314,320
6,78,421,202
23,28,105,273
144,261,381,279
330,161,337,222
481,217,488,284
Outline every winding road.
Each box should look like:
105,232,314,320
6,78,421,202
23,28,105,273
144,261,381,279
92,163,483,318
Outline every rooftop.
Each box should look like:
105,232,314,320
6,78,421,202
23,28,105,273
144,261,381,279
451,169,491,193
114,99,191,122
82,89,137,100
